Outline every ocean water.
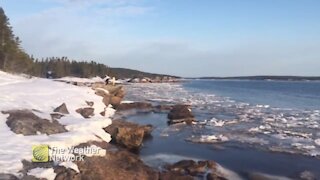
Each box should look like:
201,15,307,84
184,79,320,110
123,80,320,178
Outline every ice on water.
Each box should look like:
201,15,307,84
125,83,320,157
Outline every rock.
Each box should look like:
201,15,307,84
165,160,196,174
116,127,145,150
54,166,80,180
153,105,173,112
91,82,105,90
50,113,64,120
186,160,207,176
207,173,228,180
85,101,94,107
117,102,152,111
100,111,106,116
0,174,19,180
110,96,122,108
104,120,153,150
3,110,67,135
76,108,94,118
114,88,125,98
299,171,316,180
102,97,110,107
164,160,224,179
167,105,195,125
95,88,109,98
74,142,158,180
53,103,69,114
168,105,194,120
94,85,125,108
159,172,194,180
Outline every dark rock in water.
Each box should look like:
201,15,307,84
167,105,195,125
76,108,94,118
0,174,18,180
104,119,153,150
116,127,145,151
186,160,207,176
2,110,67,135
53,103,69,114
153,104,173,112
164,160,224,179
159,171,194,180
117,102,153,111
165,160,197,174
73,142,158,180
168,105,194,120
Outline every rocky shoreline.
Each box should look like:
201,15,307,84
0,80,230,180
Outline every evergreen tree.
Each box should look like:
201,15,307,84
0,7,33,73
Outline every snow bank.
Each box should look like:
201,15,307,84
0,71,114,176
56,76,105,83
27,168,56,180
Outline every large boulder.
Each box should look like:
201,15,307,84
73,144,159,180
117,102,153,111
2,110,67,135
76,108,94,118
110,96,122,108
95,88,110,98
153,105,173,112
104,120,153,150
164,160,225,180
53,103,69,114
167,105,195,125
159,172,193,180
93,85,125,109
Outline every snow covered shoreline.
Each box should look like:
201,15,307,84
0,71,115,178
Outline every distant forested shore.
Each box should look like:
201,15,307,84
195,76,320,81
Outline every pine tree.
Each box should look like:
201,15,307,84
0,7,32,73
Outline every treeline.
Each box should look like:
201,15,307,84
31,57,114,78
0,7,113,78
0,8,33,74
110,67,179,79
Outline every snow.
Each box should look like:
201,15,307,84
0,71,114,177
27,168,56,180
315,139,320,146
57,76,105,83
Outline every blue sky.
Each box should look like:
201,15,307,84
1,0,320,77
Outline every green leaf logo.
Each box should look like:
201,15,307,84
32,145,49,162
